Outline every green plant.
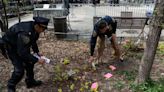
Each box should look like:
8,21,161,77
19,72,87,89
123,40,136,50
130,78,164,92
157,42,164,55
81,81,91,91
116,70,137,81
70,83,75,91
114,81,124,90
122,39,143,52
135,52,144,59
53,64,69,82
58,88,62,92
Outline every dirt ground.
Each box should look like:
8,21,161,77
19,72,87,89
0,31,164,92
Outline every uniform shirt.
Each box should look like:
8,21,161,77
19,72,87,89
2,21,39,63
90,16,117,56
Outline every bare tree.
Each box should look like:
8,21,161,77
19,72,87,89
17,0,21,23
136,0,164,83
1,0,8,32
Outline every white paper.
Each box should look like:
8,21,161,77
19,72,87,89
41,56,50,64
43,4,50,9
33,54,50,64
33,54,40,59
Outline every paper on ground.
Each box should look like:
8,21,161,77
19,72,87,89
109,65,116,71
91,82,98,91
33,54,50,64
43,4,50,9
104,73,113,79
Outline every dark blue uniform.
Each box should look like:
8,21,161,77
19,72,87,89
2,17,49,92
90,16,117,56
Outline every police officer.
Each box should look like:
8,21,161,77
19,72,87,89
89,16,122,67
2,16,49,92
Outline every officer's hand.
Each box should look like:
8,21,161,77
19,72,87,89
38,58,45,64
37,52,43,57
89,56,95,62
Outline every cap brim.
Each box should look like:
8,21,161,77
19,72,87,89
40,24,48,29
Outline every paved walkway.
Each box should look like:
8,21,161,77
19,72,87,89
1,4,164,40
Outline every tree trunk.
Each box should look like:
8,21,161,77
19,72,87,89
136,0,164,83
17,0,21,23
1,0,8,32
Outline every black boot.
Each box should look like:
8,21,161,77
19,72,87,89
8,86,16,92
25,79,42,88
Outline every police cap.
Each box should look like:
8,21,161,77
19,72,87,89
33,17,50,27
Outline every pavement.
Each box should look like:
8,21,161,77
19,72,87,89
1,4,164,40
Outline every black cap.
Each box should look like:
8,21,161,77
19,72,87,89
33,17,49,26
97,20,108,29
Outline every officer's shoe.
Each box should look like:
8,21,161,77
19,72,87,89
8,86,16,92
26,80,42,88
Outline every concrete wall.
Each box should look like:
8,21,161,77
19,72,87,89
33,4,68,23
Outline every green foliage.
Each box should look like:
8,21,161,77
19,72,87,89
3,0,8,5
116,70,137,81
153,9,158,16
63,57,70,65
122,39,140,51
78,81,91,92
58,88,62,92
114,81,124,90
80,87,84,92
53,64,69,82
70,83,75,91
130,78,164,92
157,42,164,62
157,42,164,55
135,52,143,59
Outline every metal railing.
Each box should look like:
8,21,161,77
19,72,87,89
69,3,155,17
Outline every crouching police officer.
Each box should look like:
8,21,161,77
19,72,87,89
2,17,49,92
89,16,122,67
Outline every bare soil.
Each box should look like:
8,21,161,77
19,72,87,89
0,31,164,92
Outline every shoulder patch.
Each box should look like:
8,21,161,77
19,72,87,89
22,35,30,44
92,31,97,37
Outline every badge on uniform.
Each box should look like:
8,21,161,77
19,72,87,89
22,35,30,44
92,31,97,37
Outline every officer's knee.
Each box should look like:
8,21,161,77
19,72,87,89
14,69,24,78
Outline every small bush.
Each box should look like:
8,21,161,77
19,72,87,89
130,78,164,92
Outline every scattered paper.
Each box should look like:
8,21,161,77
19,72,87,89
43,4,50,9
33,54,40,59
91,82,98,91
161,73,164,76
41,56,50,64
109,65,116,71
67,69,76,76
104,73,113,79
33,54,50,64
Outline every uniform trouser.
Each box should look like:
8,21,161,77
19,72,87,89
7,52,34,88
96,36,105,59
